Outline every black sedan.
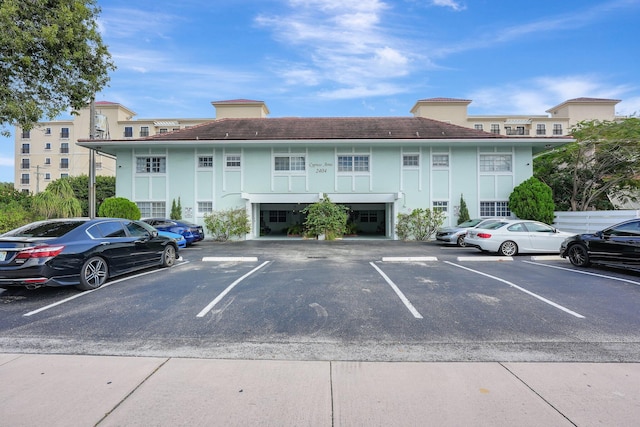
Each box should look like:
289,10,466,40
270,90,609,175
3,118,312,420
560,218,640,272
0,218,179,291
142,218,205,245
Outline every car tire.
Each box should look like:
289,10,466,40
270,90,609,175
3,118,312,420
457,235,466,247
161,244,177,268
498,240,518,256
567,244,590,267
77,256,108,291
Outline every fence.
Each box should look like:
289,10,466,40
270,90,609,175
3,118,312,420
552,210,640,234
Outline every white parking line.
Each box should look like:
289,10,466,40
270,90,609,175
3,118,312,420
23,260,190,317
202,257,259,262
382,257,438,262
196,261,271,318
369,262,423,319
457,256,513,262
444,261,585,319
523,260,640,287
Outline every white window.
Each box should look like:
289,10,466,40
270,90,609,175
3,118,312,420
403,154,419,168
536,124,546,135
197,201,213,214
136,157,166,173
432,154,449,167
140,127,150,137
338,155,369,172
44,142,51,150
553,124,563,135
490,124,500,134
433,201,448,213
44,127,51,135
226,154,241,168
137,201,166,217
479,154,512,172
124,127,133,137
44,173,51,180
480,201,511,217
198,156,213,168
474,124,483,131
44,158,51,165
274,155,305,172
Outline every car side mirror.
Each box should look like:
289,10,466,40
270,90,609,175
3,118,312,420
151,230,158,238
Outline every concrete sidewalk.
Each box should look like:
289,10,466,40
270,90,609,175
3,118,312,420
1,354,638,426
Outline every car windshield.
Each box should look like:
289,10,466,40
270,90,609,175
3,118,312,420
457,219,484,228
4,221,85,237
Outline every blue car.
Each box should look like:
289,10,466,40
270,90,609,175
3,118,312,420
158,230,187,249
142,218,205,245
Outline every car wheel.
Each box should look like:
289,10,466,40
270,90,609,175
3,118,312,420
161,244,177,268
77,256,108,291
498,240,518,256
567,244,590,267
457,235,466,247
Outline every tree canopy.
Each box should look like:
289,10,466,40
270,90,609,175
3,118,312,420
534,118,640,211
0,0,115,135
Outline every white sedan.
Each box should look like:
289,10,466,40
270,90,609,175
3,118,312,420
464,219,575,256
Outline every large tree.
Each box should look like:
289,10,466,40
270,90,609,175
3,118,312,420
535,118,640,211
0,0,115,135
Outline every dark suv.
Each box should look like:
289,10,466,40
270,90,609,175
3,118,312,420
560,218,640,272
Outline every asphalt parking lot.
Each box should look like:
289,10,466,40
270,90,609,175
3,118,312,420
1,239,639,362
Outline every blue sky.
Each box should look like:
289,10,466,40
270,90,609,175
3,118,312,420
2,0,639,183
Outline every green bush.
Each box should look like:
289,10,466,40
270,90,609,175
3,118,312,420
509,177,555,224
31,179,82,219
302,196,349,240
0,201,32,233
457,194,470,225
98,197,141,220
396,208,445,241
170,197,182,220
203,208,250,241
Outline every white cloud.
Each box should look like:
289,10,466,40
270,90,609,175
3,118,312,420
255,0,414,98
467,75,636,115
0,156,14,167
430,0,466,11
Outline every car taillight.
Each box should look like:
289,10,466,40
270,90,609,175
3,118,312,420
477,233,492,239
15,245,65,259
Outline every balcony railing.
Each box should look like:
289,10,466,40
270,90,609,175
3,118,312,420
505,129,530,136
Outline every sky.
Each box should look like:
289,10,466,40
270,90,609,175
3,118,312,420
2,0,640,183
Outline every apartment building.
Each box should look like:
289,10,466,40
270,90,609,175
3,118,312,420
14,101,214,193
411,97,622,137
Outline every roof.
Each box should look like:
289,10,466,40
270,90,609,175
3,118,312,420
126,117,507,141
415,97,472,103
546,97,621,112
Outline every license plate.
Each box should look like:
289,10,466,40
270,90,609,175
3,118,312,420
0,251,6,261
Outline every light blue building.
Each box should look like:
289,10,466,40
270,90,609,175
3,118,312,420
79,100,570,239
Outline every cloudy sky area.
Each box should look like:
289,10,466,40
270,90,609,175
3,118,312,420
2,0,639,182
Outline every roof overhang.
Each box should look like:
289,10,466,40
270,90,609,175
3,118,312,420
77,137,573,157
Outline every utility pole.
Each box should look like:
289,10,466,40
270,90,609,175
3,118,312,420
88,99,96,218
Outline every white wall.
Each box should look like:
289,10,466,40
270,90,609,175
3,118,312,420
553,210,640,233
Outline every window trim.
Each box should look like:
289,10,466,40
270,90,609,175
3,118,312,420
273,154,306,173
225,154,241,169
479,153,512,173
198,156,214,168
136,156,167,174
337,154,370,173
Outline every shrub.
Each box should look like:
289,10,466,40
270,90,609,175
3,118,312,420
396,208,445,241
302,196,349,240
98,197,141,220
457,194,470,225
170,197,182,220
0,201,32,233
203,208,251,241
509,177,555,224
31,179,82,219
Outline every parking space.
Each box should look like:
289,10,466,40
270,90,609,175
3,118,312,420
1,241,639,361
